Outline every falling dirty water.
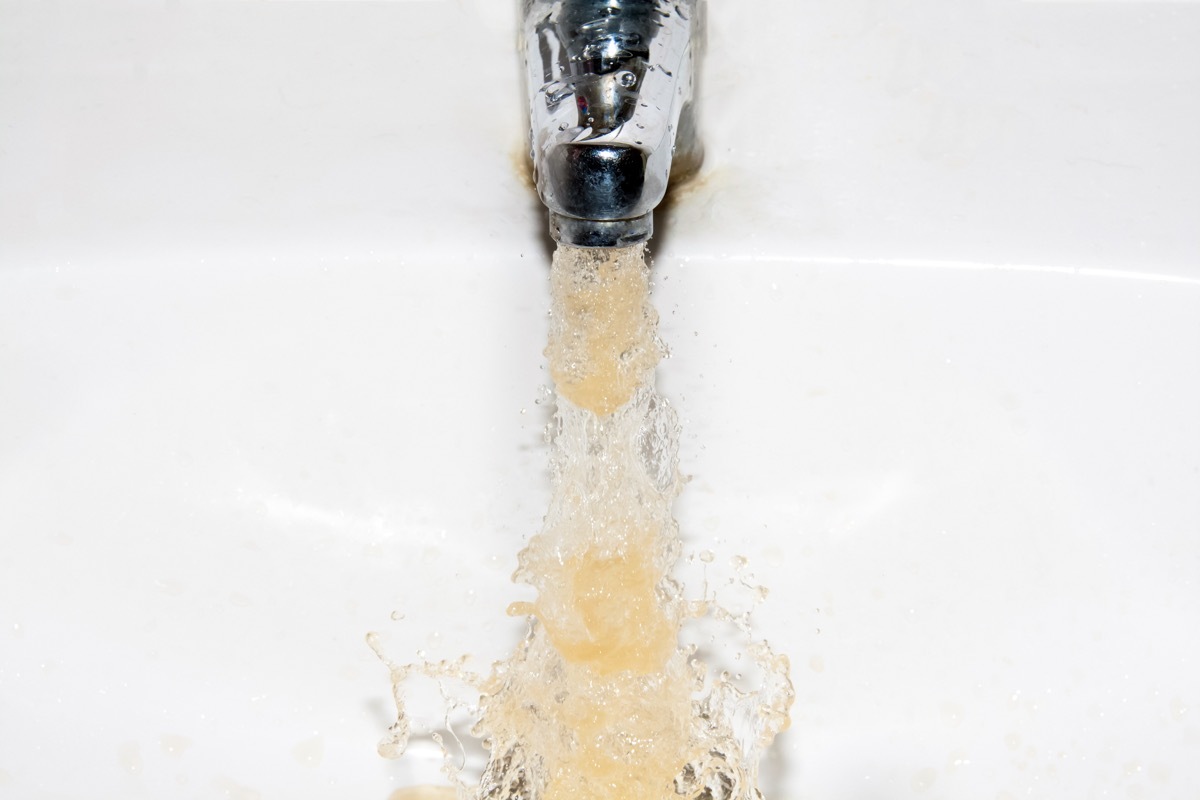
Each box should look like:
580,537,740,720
370,244,793,800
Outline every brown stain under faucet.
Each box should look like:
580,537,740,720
511,142,536,192
661,164,726,208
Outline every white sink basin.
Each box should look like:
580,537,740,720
2,1,1198,798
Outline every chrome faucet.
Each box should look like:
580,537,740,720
521,0,703,248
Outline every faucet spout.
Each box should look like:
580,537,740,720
522,0,703,248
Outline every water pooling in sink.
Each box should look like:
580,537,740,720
370,245,793,800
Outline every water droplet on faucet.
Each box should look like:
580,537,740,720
543,80,573,106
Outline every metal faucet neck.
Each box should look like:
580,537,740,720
522,0,702,248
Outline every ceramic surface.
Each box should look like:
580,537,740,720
2,2,1198,798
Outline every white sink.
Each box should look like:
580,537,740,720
2,1,1198,798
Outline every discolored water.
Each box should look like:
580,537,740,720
373,244,792,800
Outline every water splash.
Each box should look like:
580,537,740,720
373,244,792,800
